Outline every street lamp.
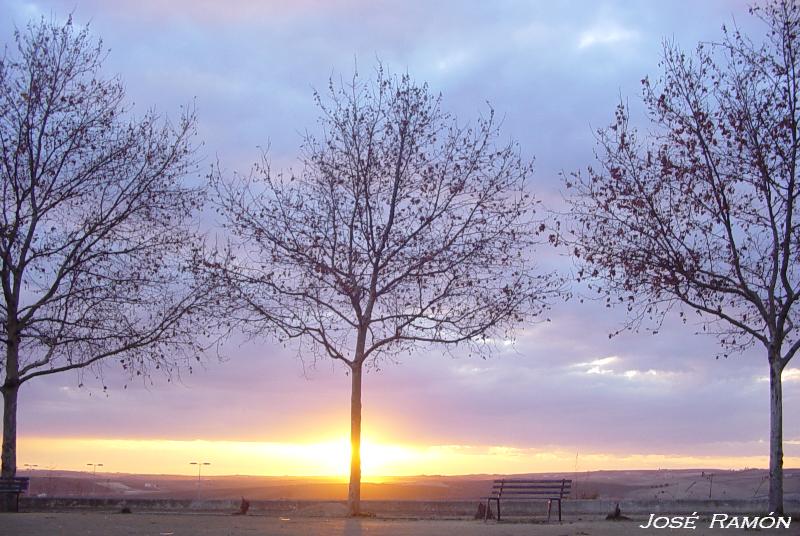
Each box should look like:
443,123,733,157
85,463,103,497
86,463,104,477
189,461,211,485
44,465,56,495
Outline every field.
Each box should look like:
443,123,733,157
17,468,800,502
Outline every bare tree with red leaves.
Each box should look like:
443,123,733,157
210,67,558,516
566,0,800,514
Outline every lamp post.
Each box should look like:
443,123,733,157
86,463,103,497
189,461,211,491
45,465,55,495
86,463,104,477
23,464,38,492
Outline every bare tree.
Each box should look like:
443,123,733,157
210,68,557,516
0,17,210,510
565,0,800,514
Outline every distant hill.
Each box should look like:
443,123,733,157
16,468,800,502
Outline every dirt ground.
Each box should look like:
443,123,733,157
0,512,756,536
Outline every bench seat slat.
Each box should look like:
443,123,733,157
493,478,572,484
491,487,571,491
494,479,570,483
490,490,562,497
493,484,570,489
491,490,571,494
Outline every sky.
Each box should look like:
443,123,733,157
3,0,799,478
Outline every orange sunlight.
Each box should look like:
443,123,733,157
19,436,798,477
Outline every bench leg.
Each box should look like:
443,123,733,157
485,498,499,521
558,499,562,522
546,499,552,522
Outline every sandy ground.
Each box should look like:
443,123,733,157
0,513,755,536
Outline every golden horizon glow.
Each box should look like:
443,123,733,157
18,436,798,477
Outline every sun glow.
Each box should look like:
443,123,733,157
18,436,432,479
18,436,799,477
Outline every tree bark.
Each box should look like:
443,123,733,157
347,362,363,516
1,384,18,478
1,382,19,512
768,356,785,515
1,326,20,512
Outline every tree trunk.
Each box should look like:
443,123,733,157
347,362,363,516
1,382,19,512
768,357,785,515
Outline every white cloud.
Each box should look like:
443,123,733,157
572,355,673,381
434,48,472,73
572,355,619,375
578,22,639,49
623,369,661,379
574,356,619,368
784,368,800,381
756,368,800,383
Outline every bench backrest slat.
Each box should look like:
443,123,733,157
493,483,570,488
0,477,30,493
490,478,572,500
494,478,572,485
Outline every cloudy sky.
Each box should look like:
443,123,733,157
4,0,798,477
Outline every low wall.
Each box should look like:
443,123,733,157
18,497,800,518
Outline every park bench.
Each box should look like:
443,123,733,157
0,476,30,512
484,478,571,522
